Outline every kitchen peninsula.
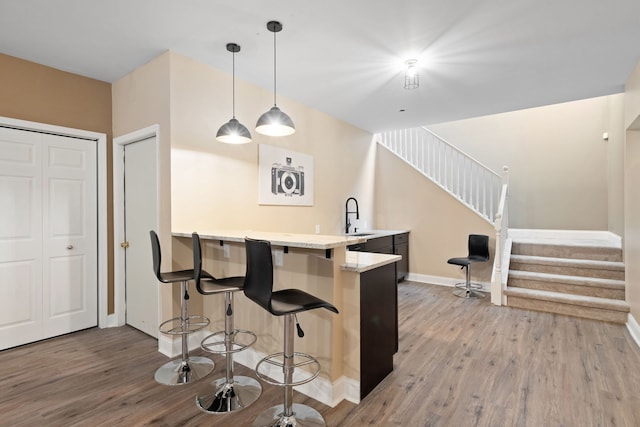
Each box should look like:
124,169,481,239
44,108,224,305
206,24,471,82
171,229,401,404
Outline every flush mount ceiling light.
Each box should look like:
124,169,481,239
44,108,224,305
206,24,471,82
216,43,252,144
255,21,295,137
404,59,419,90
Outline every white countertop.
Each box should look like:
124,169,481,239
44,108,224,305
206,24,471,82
341,251,401,273
173,229,367,250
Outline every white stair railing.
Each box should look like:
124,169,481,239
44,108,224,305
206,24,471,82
375,127,502,224
375,127,511,305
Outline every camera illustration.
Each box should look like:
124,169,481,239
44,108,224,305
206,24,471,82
271,157,305,197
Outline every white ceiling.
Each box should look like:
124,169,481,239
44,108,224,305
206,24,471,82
1,0,639,133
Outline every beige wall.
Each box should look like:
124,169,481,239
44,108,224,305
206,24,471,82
0,53,115,312
429,95,625,233
113,51,376,329
624,61,640,322
168,52,375,235
112,51,176,320
375,145,495,283
607,96,626,236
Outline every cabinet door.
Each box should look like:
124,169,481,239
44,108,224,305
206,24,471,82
393,233,409,282
360,263,396,399
363,235,393,254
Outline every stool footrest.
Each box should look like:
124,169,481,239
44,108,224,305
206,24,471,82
255,351,321,387
159,315,210,335
454,282,483,291
200,329,257,355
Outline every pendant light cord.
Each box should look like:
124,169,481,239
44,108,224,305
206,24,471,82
273,28,277,107
232,50,236,118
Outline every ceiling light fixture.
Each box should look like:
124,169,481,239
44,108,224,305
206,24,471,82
255,21,295,137
216,43,252,144
404,59,419,90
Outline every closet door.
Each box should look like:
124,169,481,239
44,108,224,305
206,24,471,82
42,133,97,338
0,127,44,348
0,128,97,349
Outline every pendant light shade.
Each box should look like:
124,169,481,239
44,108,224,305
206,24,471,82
255,106,296,136
216,117,252,144
216,43,252,144
256,21,295,137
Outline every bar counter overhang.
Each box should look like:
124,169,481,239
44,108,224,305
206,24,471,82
169,229,401,406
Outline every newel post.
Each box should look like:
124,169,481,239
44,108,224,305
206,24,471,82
491,166,509,305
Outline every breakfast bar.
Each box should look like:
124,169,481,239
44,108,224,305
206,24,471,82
171,229,401,405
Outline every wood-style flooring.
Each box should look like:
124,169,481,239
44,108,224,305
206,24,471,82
2,282,640,426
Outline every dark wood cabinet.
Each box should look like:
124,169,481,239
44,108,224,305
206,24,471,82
393,233,409,282
348,232,409,283
360,261,396,399
348,231,410,386
349,235,393,254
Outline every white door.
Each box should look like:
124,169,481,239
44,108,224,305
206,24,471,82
123,136,158,338
0,127,97,350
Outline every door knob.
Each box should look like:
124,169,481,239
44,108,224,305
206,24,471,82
121,241,130,249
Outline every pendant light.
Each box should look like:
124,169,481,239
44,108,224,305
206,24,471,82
255,21,296,137
216,43,252,144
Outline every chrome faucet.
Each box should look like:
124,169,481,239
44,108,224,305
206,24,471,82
345,197,359,234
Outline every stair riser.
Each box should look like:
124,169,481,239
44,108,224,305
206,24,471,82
509,261,625,280
507,278,625,300
506,296,627,324
512,243,622,262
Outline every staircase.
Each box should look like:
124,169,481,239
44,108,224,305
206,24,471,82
504,232,629,323
375,127,510,304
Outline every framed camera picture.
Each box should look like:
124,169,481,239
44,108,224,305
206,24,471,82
258,144,314,206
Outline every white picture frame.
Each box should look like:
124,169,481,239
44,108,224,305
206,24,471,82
258,144,314,206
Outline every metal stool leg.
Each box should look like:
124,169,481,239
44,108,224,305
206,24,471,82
155,280,214,386
197,291,262,413
252,314,326,427
453,266,485,299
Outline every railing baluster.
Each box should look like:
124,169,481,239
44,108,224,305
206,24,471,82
375,127,502,225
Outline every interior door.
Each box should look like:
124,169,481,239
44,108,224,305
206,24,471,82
42,133,97,338
123,136,158,338
0,127,97,350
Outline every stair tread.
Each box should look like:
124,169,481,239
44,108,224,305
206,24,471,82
504,287,630,312
510,254,624,270
508,270,625,288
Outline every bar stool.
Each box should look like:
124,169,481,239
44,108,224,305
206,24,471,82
447,234,490,298
244,237,339,427
191,232,262,413
149,230,214,385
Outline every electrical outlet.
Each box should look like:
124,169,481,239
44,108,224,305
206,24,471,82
274,249,284,266
223,244,230,258
315,224,321,234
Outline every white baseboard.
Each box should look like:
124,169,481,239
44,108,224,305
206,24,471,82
627,313,640,350
157,329,208,358
405,272,490,292
103,313,121,328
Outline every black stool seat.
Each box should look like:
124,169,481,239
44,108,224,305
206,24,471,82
447,254,490,267
196,276,244,293
269,289,339,316
149,230,214,386
191,232,261,414
156,269,204,283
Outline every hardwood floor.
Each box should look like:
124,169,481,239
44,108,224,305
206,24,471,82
2,282,640,426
